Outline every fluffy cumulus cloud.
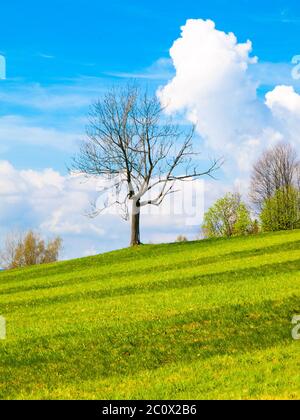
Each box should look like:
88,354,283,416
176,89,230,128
265,85,300,150
266,85,300,116
159,19,300,176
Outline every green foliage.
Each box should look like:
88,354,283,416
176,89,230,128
203,193,252,238
0,230,300,399
233,203,253,236
260,187,300,232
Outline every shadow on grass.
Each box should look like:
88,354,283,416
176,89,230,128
1,238,300,298
0,295,299,397
1,258,300,314
1,236,300,288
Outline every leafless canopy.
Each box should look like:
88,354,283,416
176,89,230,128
0,230,62,270
71,85,220,245
250,142,300,210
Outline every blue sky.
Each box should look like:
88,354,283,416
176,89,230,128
1,0,300,81
1,0,300,258
1,0,300,171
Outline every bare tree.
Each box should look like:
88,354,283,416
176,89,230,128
0,230,23,269
176,235,188,243
71,85,220,246
250,142,300,210
0,230,62,270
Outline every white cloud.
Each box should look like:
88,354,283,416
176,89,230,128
158,19,300,179
106,58,174,81
37,53,55,59
0,115,83,150
265,85,300,149
0,162,110,258
158,19,260,153
0,77,109,112
0,77,109,155
266,85,300,116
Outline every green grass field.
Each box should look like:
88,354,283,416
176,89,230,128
0,230,300,400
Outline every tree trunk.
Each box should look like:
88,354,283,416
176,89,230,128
130,200,141,246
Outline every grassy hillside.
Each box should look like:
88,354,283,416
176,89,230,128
0,230,300,400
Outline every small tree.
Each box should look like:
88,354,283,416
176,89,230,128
260,187,300,232
43,237,62,264
71,85,220,246
203,193,252,238
0,231,62,270
0,231,22,270
250,142,300,210
176,235,188,243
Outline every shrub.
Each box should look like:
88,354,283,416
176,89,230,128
260,187,300,232
176,235,188,243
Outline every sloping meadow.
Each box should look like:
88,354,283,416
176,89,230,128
0,230,300,399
